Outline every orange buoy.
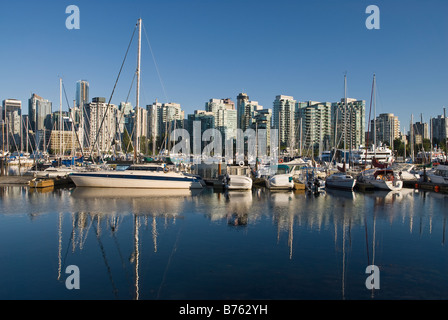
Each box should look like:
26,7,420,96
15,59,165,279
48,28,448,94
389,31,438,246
435,185,440,193
415,183,419,189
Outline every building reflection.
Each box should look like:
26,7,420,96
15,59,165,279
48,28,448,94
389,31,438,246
2,184,448,300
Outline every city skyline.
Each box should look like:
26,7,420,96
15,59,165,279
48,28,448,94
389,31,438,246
1,0,447,126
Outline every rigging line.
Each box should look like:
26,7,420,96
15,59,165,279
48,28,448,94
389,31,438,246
156,221,183,300
106,72,137,156
92,216,119,299
62,80,85,158
142,21,169,102
89,23,138,163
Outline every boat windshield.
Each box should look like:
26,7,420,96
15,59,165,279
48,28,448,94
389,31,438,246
126,165,164,172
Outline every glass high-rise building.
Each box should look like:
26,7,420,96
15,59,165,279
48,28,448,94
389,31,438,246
76,80,89,109
28,94,52,132
273,95,296,148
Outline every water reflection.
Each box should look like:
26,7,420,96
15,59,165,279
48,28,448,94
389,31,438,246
1,185,448,299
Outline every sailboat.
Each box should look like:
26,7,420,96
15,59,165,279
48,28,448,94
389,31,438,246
69,19,203,190
326,75,356,191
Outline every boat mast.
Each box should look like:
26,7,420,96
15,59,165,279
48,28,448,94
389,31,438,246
134,18,142,163
344,73,347,165
410,114,414,163
60,77,63,160
373,74,377,158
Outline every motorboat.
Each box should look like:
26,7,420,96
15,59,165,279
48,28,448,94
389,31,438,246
325,172,356,191
223,165,253,190
225,175,253,190
305,177,326,193
264,165,294,190
426,165,448,185
265,174,294,190
69,164,204,189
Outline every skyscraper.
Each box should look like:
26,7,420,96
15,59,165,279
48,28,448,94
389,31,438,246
28,94,52,132
2,99,22,151
371,113,400,147
28,94,52,151
236,93,263,131
76,80,89,109
273,95,296,149
83,97,118,154
296,101,332,152
237,93,249,130
205,98,237,142
431,109,448,145
332,98,366,150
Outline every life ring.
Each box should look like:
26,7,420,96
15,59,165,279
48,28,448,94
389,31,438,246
279,159,284,164
239,161,245,167
163,167,169,174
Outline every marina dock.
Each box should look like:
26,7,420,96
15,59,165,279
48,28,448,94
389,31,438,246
0,176,34,185
404,181,448,194
0,175,75,188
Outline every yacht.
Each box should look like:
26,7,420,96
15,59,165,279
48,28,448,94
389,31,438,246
426,165,448,185
325,172,356,191
69,164,204,189
350,144,394,166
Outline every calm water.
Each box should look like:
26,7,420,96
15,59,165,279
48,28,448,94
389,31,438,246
1,185,448,300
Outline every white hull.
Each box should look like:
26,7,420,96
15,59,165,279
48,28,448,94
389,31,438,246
427,166,448,185
427,174,448,185
70,171,203,189
369,179,403,191
226,175,253,190
35,168,77,179
265,174,294,190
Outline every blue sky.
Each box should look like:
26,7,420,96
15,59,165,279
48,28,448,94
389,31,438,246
1,0,447,128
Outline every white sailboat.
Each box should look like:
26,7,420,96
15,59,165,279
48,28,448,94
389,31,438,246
367,169,404,191
70,19,203,190
326,74,356,191
70,163,204,189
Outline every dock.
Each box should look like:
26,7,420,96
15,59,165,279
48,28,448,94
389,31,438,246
0,176,34,185
0,175,75,188
404,181,448,194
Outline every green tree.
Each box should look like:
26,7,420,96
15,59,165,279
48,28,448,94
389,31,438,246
122,129,134,153
140,136,148,155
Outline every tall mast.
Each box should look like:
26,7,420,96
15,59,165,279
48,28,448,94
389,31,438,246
134,18,142,163
60,77,63,158
344,73,347,163
373,74,377,157
411,114,414,163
